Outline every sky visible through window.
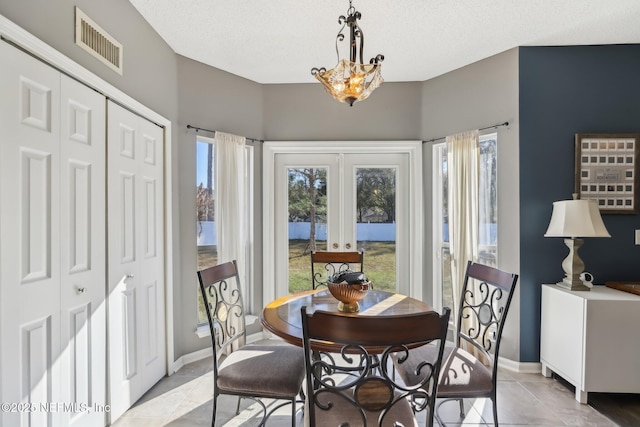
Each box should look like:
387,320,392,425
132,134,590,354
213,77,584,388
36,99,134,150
196,141,214,188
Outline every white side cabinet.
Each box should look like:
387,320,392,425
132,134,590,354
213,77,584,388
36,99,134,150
540,284,640,403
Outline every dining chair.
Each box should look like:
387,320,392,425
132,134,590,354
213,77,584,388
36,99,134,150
198,260,305,427
301,306,451,427
310,249,364,289
393,261,519,427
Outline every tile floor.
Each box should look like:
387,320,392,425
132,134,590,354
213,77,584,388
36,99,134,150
113,339,618,427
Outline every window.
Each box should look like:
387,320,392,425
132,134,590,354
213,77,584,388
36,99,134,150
432,133,497,311
196,136,254,324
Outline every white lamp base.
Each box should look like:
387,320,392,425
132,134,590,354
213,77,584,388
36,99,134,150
556,237,591,291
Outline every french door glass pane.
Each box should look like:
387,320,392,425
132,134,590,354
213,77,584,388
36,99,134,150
356,167,396,292
287,167,328,293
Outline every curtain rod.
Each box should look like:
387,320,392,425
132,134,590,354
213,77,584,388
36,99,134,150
186,124,263,143
422,121,509,144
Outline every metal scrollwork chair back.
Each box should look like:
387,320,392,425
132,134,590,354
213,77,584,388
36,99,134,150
393,261,519,427
301,306,451,427
310,250,364,289
198,260,305,427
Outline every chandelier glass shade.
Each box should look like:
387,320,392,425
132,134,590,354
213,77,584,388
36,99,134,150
311,0,384,106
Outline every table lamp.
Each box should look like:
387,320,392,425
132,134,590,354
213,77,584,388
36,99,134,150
544,194,610,291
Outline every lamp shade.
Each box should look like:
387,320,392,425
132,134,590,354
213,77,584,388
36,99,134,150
544,199,611,238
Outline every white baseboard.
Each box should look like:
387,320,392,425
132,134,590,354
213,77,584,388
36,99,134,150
499,356,542,374
170,347,213,375
172,327,265,374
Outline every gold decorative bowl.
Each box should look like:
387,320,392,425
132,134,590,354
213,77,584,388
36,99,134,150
327,281,371,312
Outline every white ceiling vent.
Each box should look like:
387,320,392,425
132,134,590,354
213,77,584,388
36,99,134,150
75,7,123,75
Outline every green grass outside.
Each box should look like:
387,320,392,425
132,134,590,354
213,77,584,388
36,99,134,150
197,241,398,321
288,239,396,293
198,241,397,294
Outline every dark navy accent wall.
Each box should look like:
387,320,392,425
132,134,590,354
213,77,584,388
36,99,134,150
519,45,640,362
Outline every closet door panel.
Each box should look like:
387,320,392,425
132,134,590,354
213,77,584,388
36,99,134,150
138,119,165,387
107,101,165,423
0,41,62,427
107,104,143,422
59,75,106,427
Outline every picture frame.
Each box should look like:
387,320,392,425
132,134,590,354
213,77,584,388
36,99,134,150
575,133,639,214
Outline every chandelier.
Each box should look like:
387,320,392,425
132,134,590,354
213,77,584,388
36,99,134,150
311,0,384,106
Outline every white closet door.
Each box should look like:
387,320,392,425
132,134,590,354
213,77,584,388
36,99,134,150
107,101,166,423
0,40,62,427
59,75,107,427
0,42,107,427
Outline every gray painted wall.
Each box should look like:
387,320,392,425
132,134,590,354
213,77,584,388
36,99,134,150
263,82,423,141
420,49,521,361
176,56,264,355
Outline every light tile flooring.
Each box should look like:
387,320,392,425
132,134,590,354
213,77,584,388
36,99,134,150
113,340,618,427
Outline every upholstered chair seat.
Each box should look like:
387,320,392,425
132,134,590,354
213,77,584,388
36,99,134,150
217,344,305,398
394,344,493,396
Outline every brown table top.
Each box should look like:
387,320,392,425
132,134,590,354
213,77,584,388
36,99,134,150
260,288,433,352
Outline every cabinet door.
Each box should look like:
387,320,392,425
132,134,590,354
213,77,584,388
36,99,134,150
584,299,640,392
540,286,585,387
107,100,166,423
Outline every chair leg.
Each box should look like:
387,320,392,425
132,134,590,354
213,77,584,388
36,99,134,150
212,394,217,427
236,396,242,415
291,397,296,427
458,398,465,418
492,397,498,427
434,406,445,427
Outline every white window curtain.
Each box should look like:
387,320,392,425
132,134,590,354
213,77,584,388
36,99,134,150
446,130,479,320
214,131,247,300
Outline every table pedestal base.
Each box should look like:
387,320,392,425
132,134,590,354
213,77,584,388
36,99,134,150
337,301,360,313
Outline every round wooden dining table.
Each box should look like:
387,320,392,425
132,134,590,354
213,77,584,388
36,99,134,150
260,288,434,352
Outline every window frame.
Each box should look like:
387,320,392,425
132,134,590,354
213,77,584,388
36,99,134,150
431,132,498,313
195,136,255,330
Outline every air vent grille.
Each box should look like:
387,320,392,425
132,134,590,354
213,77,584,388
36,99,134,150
75,7,123,74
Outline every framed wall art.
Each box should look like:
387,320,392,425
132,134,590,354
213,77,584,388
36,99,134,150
575,133,639,214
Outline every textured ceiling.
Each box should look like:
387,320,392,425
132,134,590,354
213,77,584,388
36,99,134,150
128,0,640,84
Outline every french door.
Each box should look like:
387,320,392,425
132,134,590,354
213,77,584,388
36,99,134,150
263,141,423,307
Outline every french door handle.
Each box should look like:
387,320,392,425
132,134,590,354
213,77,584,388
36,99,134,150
332,243,339,249
345,243,351,249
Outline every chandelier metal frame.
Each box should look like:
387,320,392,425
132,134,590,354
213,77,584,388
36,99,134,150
311,0,384,106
